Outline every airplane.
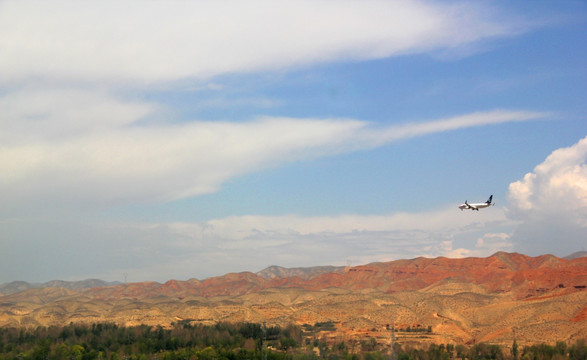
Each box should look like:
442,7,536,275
459,195,493,211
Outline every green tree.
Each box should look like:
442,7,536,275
281,336,298,351
569,339,586,360
71,344,85,360
512,340,519,360
360,338,377,352
31,339,51,360
456,344,468,360
470,343,504,360
555,341,568,357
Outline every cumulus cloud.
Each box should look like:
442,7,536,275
507,136,587,255
0,1,529,85
508,136,587,217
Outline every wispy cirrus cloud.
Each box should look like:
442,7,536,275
0,0,549,210
0,1,531,85
0,90,549,209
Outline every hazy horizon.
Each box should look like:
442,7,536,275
1,250,586,286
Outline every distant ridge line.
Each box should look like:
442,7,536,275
1,251,585,346
564,251,587,260
2,251,585,296
0,279,121,296
255,265,346,280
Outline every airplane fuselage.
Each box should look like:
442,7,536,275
459,195,493,211
459,202,490,210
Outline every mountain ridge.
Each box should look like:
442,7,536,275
1,252,585,346
255,265,346,280
0,279,121,296
2,251,584,294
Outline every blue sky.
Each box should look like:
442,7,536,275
0,0,586,283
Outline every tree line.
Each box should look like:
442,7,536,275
0,322,584,360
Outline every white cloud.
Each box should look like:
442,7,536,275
369,110,549,146
178,205,507,239
0,91,548,209
0,88,154,145
149,206,511,274
0,1,568,284
0,0,549,211
476,232,513,251
2,204,511,282
507,135,587,220
0,1,528,85
444,233,513,258
17,205,504,282
507,136,587,255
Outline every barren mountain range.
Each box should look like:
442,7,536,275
1,252,585,348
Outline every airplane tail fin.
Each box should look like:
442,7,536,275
487,195,493,204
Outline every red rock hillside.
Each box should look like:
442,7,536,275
0,252,585,347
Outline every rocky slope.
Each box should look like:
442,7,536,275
256,265,346,280
0,252,585,347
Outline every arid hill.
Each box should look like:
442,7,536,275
256,265,346,280
1,252,585,348
0,279,121,296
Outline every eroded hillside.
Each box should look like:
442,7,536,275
1,252,585,347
